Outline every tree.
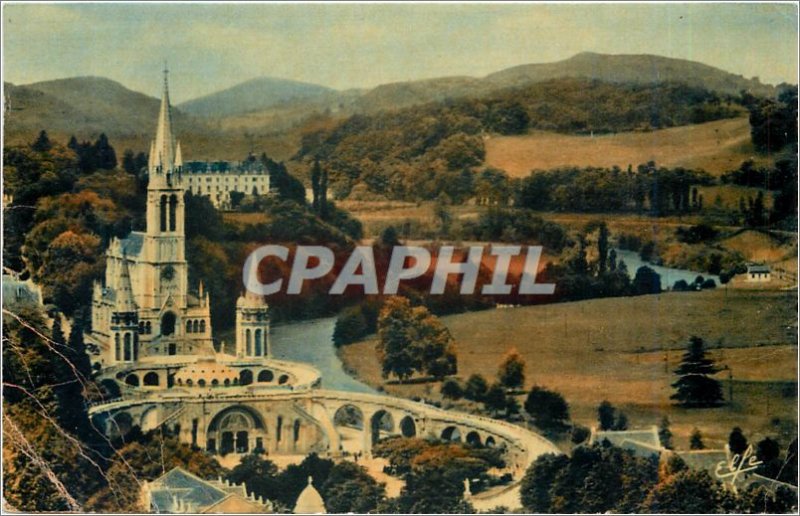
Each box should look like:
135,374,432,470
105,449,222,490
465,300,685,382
756,437,782,479
484,382,508,416
659,416,673,449
524,386,570,432
598,401,616,431
614,412,629,431
440,378,464,400
497,347,525,390
671,336,723,407
227,454,281,501
93,133,117,170
464,374,488,402
642,469,724,513
690,428,705,450
32,130,53,152
728,427,748,456
376,297,458,382
632,265,662,295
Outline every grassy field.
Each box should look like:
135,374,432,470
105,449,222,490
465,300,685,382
339,288,797,449
484,117,764,178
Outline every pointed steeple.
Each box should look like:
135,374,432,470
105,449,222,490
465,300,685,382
151,64,177,175
115,258,137,313
175,141,183,168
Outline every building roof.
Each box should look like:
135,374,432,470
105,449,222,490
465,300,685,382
200,493,272,514
293,477,326,514
2,275,43,307
148,468,228,513
590,426,664,458
118,232,144,257
747,264,771,273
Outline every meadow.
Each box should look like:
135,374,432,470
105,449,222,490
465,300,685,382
339,288,798,449
484,117,764,178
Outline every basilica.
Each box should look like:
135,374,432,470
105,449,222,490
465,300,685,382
89,71,270,367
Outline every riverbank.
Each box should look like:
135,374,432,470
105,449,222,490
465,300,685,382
339,288,797,449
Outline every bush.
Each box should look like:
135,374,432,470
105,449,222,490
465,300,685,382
440,379,464,400
464,374,489,402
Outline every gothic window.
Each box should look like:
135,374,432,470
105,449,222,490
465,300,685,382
169,195,178,231
115,333,121,361
199,320,206,333
160,195,167,232
255,329,262,356
133,334,139,361
139,321,145,334
186,320,193,333
161,312,176,336
193,320,199,333
246,329,252,356
145,321,152,334
124,333,132,361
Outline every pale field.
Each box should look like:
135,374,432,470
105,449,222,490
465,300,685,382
484,117,763,178
339,288,798,448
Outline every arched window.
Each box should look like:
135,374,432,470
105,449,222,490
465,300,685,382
193,320,199,333
145,321,152,334
169,195,178,231
115,333,121,361
161,312,176,336
186,320,193,333
254,329,262,356
123,333,132,361
246,329,252,356
199,320,206,333
293,419,301,442
160,195,167,232
276,416,283,442
198,379,206,387
133,334,139,361
139,321,145,334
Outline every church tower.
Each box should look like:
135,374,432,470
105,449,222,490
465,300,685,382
140,67,189,313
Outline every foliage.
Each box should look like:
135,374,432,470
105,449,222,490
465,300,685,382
464,374,489,402
441,378,464,400
524,386,570,432
497,347,526,390
671,336,723,407
729,427,749,456
520,445,658,513
333,299,381,347
744,86,798,153
515,162,713,215
659,416,673,450
376,296,458,382
689,428,705,450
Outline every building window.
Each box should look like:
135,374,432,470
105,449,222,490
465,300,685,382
124,333,132,361
169,195,177,231
246,329,252,355
115,333,121,361
160,195,167,232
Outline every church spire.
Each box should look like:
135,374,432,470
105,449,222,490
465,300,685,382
151,64,178,175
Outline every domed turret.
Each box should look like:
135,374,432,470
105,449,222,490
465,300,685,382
293,476,326,514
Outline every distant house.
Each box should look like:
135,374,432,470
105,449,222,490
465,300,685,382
2,273,43,308
746,264,771,282
589,425,664,458
141,467,273,513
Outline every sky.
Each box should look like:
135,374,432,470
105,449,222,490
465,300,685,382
3,2,798,103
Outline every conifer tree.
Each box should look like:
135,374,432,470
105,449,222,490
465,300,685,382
670,336,723,407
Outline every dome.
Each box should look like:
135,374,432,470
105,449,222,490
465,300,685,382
293,477,326,514
174,358,238,387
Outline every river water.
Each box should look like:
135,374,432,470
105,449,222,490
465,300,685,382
271,317,376,393
614,249,720,289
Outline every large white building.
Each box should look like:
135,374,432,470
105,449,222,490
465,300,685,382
89,71,269,366
184,159,270,209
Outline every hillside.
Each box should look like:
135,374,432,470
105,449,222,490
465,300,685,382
486,52,776,98
351,52,777,114
4,77,198,143
485,117,755,177
178,77,334,118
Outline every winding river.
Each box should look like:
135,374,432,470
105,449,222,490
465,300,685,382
271,317,376,394
614,248,720,289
